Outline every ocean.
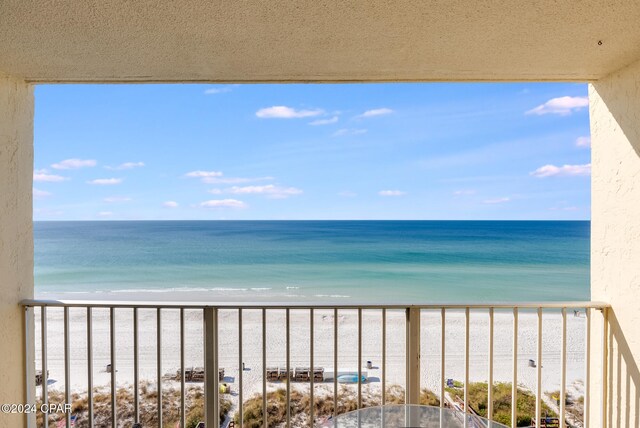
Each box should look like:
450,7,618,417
34,220,590,303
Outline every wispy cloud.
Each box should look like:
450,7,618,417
333,128,367,137
309,116,339,126
33,169,69,182
549,205,579,211
163,201,179,208
103,196,132,203
106,162,145,170
51,158,97,170
33,188,52,198
483,197,510,204
530,163,591,178
379,190,406,197
185,170,223,178
256,106,323,119
576,136,591,148
204,85,237,95
202,176,274,185
200,199,247,208
98,211,113,217
525,96,589,116
338,191,357,197
87,178,123,185
208,189,223,194
227,184,303,199
453,190,476,196
357,108,394,118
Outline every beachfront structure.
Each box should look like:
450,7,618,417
1,1,639,426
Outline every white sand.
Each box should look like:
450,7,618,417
34,307,587,411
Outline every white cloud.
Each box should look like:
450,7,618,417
87,178,123,185
309,116,339,126
256,106,323,119
378,190,406,197
333,128,367,137
51,158,97,170
453,190,476,196
576,136,591,148
530,163,591,178
228,184,303,199
163,201,179,208
202,176,274,185
106,162,145,170
208,188,223,194
200,199,247,209
483,197,510,204
98,211,113,217
204,85,236,94
185,170,223,178
33,170,69,182
103,196,132,203
525,96,589,116
357,108,394,118
549,206,579,211
33,188,52,198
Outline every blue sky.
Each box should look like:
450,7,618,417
33,83,591,220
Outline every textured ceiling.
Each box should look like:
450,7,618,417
2,0,640,83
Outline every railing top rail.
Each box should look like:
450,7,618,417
21,299,609,310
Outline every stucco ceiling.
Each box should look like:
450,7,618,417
2,0,640,83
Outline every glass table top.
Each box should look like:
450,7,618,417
329,405,509,428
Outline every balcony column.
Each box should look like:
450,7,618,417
0,74,34,428
590,57,640,427
405,307,420,404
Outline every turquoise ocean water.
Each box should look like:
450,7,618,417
34,221,590,303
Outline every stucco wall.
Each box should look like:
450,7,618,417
590,57,640,427
0,74,34,427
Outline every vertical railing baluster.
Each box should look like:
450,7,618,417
286,309,290,428
310,308,314,427
24,306,36,428
535,307,542,427
357,308,362,409
180,308,185,428
110,307,116,428
262,308,267,428
157,308,163,428
440,308,445,409
204,307,219,428
382,308,386,406
133,308,139,425
239,309,244,428
464,308,470,414
41,306,48,428
87,307,94,428
64,307,71,428
602,307,608,428
488,307,494,420
511,307,518,428
560,308,567,428
585,307,591,428
333,308,338,418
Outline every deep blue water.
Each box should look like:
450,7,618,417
34,221,590,302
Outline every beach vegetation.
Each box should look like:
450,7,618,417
37,383,231,428
547,390,584,424
446,382,557,427
235,385,439,427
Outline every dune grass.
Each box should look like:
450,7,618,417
446,382,557,427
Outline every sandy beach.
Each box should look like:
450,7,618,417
34,306,588,417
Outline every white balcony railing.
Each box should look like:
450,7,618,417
22,300,609,428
